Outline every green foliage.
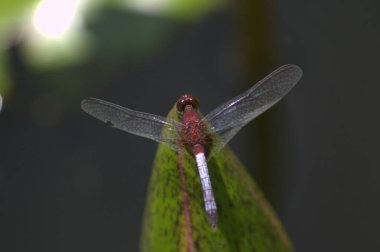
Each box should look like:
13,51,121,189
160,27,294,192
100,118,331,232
141,106,293,252
0,0,36,22
166,0,228,20
0,52,10,95
86,9,179,64
0,0,38,95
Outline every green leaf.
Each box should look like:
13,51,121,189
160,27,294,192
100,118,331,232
141,106,293,252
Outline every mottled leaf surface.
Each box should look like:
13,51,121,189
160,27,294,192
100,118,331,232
141,106,292,252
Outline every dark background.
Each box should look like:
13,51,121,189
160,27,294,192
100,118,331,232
1,0,380,251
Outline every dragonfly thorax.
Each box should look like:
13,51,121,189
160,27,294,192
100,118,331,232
179,107,212,157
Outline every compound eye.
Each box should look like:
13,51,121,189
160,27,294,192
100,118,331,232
176,94,199,112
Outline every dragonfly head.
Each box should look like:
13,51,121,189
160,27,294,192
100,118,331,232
176,94,199,113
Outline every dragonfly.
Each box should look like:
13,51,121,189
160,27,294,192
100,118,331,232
81,64,303,228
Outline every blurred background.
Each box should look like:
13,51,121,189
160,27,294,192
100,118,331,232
0,0,379,251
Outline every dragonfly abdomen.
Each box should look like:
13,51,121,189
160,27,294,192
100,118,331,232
194,144,217,228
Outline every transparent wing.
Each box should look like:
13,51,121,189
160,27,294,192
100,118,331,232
81,98,179,151
204,64,302,153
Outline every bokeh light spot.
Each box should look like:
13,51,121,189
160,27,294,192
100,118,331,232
33,0,78,38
